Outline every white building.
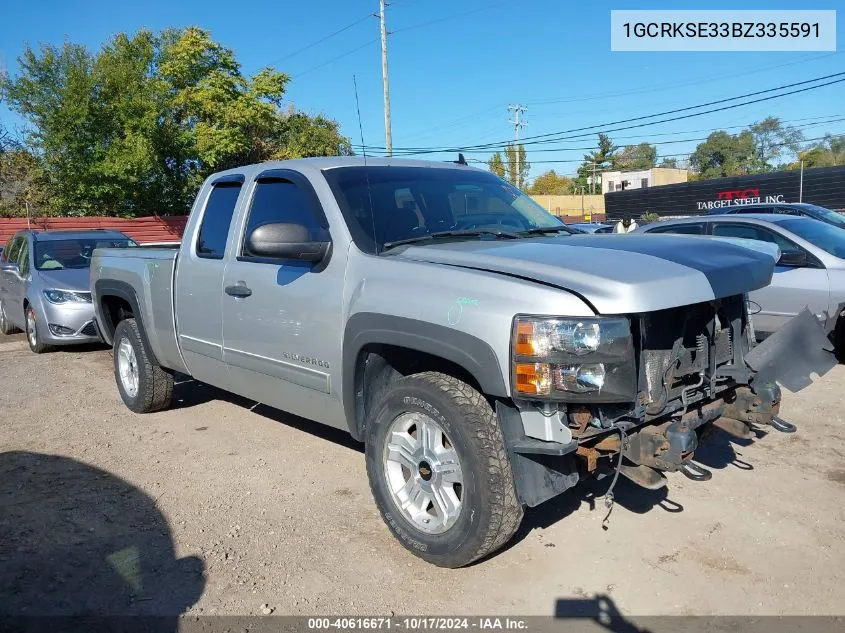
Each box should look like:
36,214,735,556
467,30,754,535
603,167,688,194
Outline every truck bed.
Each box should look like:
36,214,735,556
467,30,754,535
91,247,187,374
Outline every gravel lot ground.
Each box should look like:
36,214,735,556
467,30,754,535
1,332,844,619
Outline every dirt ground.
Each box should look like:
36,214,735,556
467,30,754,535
1,332,844,619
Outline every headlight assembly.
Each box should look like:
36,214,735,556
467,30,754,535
43,289,92,304
512,316,636,402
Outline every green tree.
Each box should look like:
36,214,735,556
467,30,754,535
488,144,528,188
0,148,49,217
1,27,352,216
527,170,572,195
504,143,529,189
658,157,680,169
576,133,617,193
749,117,803,172
690,130,756,179
611,143,657,171
789,134,845,169
487,152,505,178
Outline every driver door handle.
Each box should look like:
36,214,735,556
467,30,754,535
225,283,252,298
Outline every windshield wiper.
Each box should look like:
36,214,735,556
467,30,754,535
516,226,574,236
383,229,519,251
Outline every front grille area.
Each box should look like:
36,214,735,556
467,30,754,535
640,295,744,415
79,322,98,337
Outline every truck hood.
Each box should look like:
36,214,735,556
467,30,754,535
392,234,778,314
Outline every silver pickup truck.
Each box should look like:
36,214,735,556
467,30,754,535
91,157,834,567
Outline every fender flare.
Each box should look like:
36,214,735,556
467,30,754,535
342,312,509,440
94,279,158,364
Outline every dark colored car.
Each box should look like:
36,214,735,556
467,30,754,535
705,202,845,230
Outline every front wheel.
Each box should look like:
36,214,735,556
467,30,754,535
113,318,174,413
25,305,53,353
366,372,523,567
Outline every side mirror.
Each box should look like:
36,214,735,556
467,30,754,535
246,223,330,263
0,262,20,274
778,250,808,267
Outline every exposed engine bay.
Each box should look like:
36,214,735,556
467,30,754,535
499,295,836,508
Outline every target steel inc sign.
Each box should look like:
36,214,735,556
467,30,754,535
697,190,786,211
604,165,845,219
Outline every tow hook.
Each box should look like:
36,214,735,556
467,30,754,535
770,415,797,433
679,461,713,481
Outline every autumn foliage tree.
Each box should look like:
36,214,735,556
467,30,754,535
1,27,352,216
527,170,572,195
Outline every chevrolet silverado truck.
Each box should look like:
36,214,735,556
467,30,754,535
91,157,835,568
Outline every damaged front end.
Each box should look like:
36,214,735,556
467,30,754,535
500,296,836,508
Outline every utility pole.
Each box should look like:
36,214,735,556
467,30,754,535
799,159,804,202
379,0,393,156
508,104,527,188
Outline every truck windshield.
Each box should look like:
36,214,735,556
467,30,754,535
323,166,570,253
779,218,845,259
35,238,137,270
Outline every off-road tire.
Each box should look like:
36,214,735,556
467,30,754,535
366,371,523,567
0,298,19,335
113,318,174,413
25,305,53,354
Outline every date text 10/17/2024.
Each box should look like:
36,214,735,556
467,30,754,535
308,618,529,630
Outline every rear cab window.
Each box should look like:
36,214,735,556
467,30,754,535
196,179,244,259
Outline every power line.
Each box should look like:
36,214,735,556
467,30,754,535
395,54,840,147
291,39,378,78
369,113,845,154
265,13,374,68
498,133,845,165
382,116,845,156
392,2,507,34
359,71,845,153
524,52,842,107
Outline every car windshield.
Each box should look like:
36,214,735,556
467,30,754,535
779,219,845,259
35,237,137,270
800,204,845,228
324,167,570,253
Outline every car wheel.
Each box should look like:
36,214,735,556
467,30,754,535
25,305,53,353
0,298,19,335
113,318,174,413
366,371,523,567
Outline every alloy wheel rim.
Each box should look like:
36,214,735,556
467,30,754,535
26,309,37,348
383,412,464,534
117,338,139,398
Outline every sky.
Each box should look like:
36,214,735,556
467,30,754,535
1,0,843,180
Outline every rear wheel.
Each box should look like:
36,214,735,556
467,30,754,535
365,372,523,567
0,298,19,335
25,305,53,354
113,318,174,413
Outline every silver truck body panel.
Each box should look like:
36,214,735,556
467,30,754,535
93,248,187,375
392,234,778,315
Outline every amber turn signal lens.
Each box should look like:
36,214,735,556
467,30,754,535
514,362,551,396
515,321,539,356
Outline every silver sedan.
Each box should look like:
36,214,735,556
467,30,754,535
636,213,845,349
0,229,136,353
